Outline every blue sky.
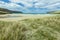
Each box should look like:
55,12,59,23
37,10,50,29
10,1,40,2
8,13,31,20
0,0,60,13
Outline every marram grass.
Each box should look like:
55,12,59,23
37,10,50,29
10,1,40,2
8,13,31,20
0,15,60,40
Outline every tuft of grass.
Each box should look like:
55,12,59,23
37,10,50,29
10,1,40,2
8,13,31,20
0,15,60,40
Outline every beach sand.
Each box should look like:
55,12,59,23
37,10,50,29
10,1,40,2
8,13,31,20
0,14,56,22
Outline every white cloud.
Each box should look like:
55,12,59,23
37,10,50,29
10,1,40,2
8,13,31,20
0,0,60,13
0,1,31,12
0,1,4,4
0,1,7,8
1,0,60,9
45,3,60,8
34,2,46,8
0,1,24,11
10,0,33,7
9,0,33,3
6,3,21,8
9,0,20,3
41,2,60,10
10,0,60,8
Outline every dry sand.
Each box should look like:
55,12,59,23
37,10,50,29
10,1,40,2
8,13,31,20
0,14,56,22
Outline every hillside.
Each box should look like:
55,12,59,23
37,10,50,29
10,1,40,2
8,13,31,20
47,10,60,14
0,8,22,14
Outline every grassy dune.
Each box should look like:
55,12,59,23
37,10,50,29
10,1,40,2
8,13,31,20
0,15,60,40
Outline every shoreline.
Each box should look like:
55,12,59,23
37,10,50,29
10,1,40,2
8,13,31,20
0,14,58,22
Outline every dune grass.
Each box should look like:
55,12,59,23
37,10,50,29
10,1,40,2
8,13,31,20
0,15,60,40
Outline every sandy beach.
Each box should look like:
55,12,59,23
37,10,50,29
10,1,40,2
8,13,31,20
0,14,57,22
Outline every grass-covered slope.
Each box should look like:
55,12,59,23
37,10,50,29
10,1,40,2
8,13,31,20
0,8,22,14
0,15,60,40
47,10,60,14
0,8,11,14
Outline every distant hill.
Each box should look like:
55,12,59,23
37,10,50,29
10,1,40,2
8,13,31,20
47,10,60,14
0,8,22,14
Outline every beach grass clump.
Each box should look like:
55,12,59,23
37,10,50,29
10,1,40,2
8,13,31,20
0,15,60,40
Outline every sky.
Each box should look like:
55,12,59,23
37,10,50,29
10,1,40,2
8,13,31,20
0,0,60,13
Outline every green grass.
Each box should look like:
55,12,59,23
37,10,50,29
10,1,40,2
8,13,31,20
0,15,60,40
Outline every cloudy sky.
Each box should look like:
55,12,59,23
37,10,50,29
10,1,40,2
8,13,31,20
0,0,60,13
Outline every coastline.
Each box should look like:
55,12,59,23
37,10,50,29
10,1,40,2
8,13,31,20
0,14,58,22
